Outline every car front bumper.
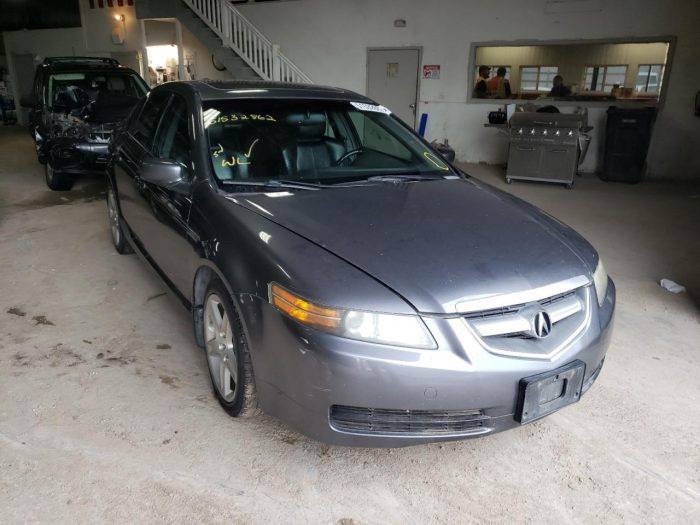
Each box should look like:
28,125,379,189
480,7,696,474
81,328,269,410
242,279,615,447
37,129,111,174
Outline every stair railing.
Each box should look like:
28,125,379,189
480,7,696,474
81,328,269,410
183,0,312,83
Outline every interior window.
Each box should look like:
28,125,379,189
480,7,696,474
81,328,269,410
520,66,559,92
130,92,170,148
636,64,665,93
583,65,628,92
152,95,191,167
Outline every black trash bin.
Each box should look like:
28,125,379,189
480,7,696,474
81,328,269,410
601,106,657,183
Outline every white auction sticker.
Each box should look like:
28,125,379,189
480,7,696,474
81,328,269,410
349,102,392,114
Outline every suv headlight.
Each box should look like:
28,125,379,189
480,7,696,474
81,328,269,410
592,259,608,307
269,283,436,349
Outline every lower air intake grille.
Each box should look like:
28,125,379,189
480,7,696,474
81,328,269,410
330,405,489,436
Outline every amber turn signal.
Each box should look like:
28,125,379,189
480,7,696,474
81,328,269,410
270,284,341,330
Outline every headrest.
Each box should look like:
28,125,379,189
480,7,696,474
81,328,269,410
285,111,326,141
108,76,126,92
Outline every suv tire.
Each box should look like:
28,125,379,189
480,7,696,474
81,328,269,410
45,162,73,191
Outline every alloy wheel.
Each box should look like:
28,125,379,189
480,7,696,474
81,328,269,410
204,294,238,402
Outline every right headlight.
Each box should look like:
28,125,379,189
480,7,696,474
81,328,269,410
592,258,608,307
269,283,436,349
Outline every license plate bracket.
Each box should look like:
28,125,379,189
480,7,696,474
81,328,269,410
515,360,586,424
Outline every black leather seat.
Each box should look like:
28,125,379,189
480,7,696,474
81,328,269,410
208,123,250,180
209,122,286,181
282,112,344,177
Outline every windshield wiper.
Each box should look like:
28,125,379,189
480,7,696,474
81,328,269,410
331,173,447,187
368,173,445,182
221,179,323,191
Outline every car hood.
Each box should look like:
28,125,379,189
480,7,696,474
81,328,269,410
233,179,593,314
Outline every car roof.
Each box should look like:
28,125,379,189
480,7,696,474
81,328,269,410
172,79,376,103
41,57,132,73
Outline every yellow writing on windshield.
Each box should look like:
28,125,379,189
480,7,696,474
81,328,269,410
211,114,276,125
213,140,259,168
423,151,450,171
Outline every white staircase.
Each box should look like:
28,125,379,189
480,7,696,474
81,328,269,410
183,0,312,84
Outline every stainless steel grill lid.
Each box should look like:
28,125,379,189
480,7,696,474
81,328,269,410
510,112,584,129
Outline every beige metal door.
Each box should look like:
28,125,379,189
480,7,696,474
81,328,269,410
367,48,420,127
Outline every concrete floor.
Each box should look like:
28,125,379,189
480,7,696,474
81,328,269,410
1,125,699,524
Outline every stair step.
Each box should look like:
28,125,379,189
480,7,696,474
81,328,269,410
177,2,266,81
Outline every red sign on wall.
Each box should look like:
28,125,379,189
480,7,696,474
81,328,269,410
423,65,441,79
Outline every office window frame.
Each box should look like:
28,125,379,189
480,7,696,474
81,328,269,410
583,65,629,92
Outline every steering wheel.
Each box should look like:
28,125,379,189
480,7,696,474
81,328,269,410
336,148,363,166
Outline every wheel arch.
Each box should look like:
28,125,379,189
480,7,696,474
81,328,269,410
191,261,262,350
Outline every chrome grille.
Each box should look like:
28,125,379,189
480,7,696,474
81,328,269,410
462,281,591,360
330,405,490,436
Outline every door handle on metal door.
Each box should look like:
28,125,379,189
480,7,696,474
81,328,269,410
517,147,535,151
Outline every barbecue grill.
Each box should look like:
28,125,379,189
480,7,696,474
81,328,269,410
505,113,589,189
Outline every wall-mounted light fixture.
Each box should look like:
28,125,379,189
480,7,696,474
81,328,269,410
112,13,126,44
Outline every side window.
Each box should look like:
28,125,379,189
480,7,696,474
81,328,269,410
130,92,170,148
152,95,191,168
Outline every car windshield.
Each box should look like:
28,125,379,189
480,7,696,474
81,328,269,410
48,71,148,110
202,99,456,185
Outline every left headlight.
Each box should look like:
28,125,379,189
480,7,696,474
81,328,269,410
269,283,436,349
592,258,608,307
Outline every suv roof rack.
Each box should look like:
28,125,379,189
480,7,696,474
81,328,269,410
43,57,121,67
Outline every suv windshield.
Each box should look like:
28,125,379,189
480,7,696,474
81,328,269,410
48,71,148,111
203,100,455,185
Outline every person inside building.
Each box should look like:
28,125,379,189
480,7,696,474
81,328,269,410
487,67,512,98
549,75,572,97
473,66,490,98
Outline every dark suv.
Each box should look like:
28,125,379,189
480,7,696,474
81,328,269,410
20,57,149,190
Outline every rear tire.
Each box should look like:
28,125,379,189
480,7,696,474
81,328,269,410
203,280,259,418
45,162,73,191
106,181,133,254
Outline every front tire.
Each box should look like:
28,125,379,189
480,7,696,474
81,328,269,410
45,162,73,191
106,181,133,254
203,281,259,417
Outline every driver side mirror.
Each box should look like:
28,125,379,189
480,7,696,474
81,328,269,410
19,94,40,109
140,159,190,194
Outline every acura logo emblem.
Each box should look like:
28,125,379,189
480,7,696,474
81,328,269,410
533,311,552,338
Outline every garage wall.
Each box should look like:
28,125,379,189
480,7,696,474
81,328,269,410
78,0,141,53
181,24,233,82
3,27,95,123
236,0,700,179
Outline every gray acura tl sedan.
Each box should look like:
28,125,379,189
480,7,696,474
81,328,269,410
106,80,615,447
